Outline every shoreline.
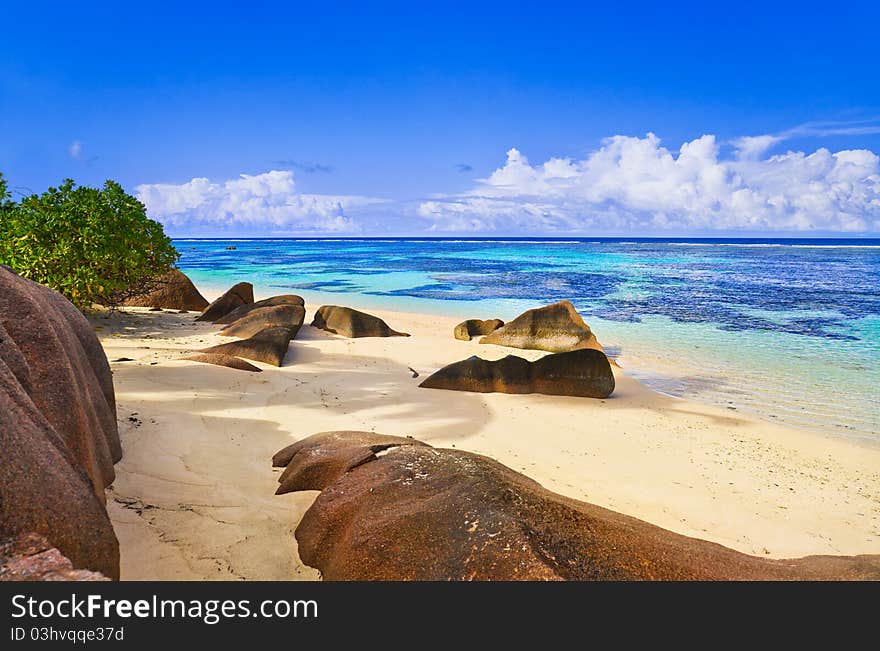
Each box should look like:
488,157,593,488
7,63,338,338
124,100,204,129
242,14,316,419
94,300,880,580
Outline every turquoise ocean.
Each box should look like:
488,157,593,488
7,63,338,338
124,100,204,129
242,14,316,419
174,238,880,443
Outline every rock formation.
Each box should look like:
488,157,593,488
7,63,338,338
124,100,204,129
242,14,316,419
183,353,263,372
0,533,109,581
0,265,121,579
274,431,880,581
196,282,254,323
480,300,602,353
312,305,409,338
454,318,504,341
214,295,305,325
273,431,432,494
219,304,305,339
419,348,615,399
122,267,209,312
199,326,293,367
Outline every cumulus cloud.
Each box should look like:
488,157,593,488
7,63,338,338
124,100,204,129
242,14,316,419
418,134,880,233
136,170,383,234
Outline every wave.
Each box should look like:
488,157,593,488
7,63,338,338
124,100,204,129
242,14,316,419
667,242,880,249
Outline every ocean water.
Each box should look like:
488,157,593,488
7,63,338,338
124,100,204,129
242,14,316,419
174,238,880,442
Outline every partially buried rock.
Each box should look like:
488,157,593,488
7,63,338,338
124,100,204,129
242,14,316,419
195,282,254,323
420,348,615,399
123,267,209,312
219,305,305,338
274,431,880,581
183,353,262,372
312,305,409,338
214,295,305,325
480,300,602,353
198,326,293,367
454,318,504,341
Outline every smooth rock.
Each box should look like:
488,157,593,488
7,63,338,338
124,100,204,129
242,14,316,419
198,326,293,367
182,353,263,372
274,431,880,581
0,266,120,579
419,348,615,398
214,295,305,325
312,305,409,338
196,282,254,323
122,268,209,312
480,300,601,353
454,318,504,341
219,304,305,339
273,431,430,494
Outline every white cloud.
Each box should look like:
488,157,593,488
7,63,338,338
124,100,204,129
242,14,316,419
782,117,880,139
136,170,383,234
69,140,82,159
733,117,880,160
418,134,880,233
731,134,784,160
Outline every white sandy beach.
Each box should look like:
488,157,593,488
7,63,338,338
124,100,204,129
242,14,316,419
94,297,880,581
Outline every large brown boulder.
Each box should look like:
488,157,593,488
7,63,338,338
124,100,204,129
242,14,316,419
274,431,880,581
454,318,504,341
419,348,615,399
199,326,293,367
0,266,121,579
219,304,305,339
214,295,305,325
122,267,208,312
312,305,409,338
196,282,254,322
480,300,602,353
1,533,109,581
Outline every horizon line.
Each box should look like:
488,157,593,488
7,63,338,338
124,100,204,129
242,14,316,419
168,235,880,241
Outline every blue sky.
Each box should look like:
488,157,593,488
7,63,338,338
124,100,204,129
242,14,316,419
2,1,879,236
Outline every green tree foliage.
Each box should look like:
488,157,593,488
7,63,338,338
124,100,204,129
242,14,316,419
0,173,13,211
0,173,179,308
